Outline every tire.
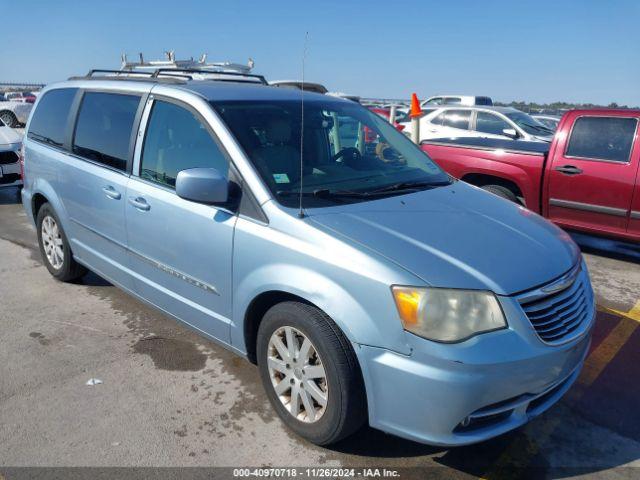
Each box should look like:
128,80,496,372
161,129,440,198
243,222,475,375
482,184,518,203
36,203,87,281
257,301,366,445
0,111,17,128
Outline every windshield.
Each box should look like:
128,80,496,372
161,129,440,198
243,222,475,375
505,111,553,136
212,99,450,208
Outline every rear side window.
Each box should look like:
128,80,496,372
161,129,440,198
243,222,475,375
73,92,141,171
475,96,493,106
475,111,511,135
443,97,462,105
566,116,637,163
140,100,229,188
440,110,471,129
28,88,77,147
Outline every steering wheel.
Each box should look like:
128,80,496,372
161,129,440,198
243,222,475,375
332,147,362,166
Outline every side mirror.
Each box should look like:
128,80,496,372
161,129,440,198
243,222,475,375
502,128,519,139
176,167,229,205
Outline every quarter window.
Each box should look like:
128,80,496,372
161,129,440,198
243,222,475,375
475,111,511,136
566,117,637,163
73,92,141,170
140,100,229,188
28,88,77,147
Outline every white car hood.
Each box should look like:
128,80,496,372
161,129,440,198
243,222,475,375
0,126,22,147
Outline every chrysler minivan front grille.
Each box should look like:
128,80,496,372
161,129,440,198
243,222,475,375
518,265,591,344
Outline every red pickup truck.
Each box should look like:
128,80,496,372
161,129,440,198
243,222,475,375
421,109,640,243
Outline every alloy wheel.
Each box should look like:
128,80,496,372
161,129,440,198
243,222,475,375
41,215,64,269
267,326,328,423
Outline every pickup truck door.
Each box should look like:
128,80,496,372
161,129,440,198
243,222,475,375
546,112,640,238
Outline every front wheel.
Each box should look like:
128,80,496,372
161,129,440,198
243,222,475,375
257,302,366,445
0,111,18,128
481,184,518,203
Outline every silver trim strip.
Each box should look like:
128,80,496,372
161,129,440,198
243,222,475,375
549,198,628,217
69,218,219,295
421,140,546,157
631,211,640,220
128,247,219,295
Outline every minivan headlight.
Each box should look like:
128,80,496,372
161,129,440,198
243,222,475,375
391,286,506,343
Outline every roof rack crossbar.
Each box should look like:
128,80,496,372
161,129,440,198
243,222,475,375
86,69,154,77
151,68,268,85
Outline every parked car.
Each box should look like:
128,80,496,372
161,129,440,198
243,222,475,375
0,118,23,189
4,91,36,103
401,106,554,143
421,109,640,243
22,72,594,447
0,100,33,127
532,114,561,131
269,80,328,94
421,95,493,107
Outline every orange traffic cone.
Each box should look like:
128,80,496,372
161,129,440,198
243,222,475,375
410,93,422,118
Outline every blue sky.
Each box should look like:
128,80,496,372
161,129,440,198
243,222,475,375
3,0,639,106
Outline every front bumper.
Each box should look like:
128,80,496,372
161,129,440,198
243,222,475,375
356,268,594,446
0,160,22,188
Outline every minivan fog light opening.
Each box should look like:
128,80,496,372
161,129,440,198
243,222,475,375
391,287,507,342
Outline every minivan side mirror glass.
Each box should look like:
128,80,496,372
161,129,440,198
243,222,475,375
175,168,229,205
502,128,519,139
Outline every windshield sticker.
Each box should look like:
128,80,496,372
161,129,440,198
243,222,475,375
273,173,290,184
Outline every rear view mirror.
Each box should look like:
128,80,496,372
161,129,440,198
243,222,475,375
502,128,519,139
176,168,229,205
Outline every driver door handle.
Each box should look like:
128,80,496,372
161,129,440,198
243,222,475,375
554,165,583,175
128,196,150,211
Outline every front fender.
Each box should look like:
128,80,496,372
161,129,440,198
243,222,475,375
230,214,420,357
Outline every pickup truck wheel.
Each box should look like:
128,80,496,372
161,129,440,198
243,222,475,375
257,301,366,445
482,185,518,203
36,203,87,282
0,111,18,128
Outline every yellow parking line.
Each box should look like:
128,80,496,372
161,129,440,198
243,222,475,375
579,316,637,387
482,302,640,479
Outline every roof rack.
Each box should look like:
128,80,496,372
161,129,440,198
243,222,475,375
152,68,268,85
69,68,268,85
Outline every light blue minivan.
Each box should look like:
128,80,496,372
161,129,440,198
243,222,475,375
21,70,595,446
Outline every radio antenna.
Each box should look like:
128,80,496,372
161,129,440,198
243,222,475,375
298,31,309,218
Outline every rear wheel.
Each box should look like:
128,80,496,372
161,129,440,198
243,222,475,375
36,203,86,281
481,184,518,203
257,302,366,445
0,111,17,128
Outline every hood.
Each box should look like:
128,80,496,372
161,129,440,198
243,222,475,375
308,182,579,295
0,126,22,147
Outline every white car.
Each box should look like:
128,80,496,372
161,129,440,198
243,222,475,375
0,118,23,189
421,95,493,108
401,106,554,143
0,101,32,127
532,114,561,131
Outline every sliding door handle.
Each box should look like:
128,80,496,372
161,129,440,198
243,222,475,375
102,186,121,200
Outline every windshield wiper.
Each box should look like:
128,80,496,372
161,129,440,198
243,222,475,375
28,132,63,147
366,179,452,194
277,180,452,201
